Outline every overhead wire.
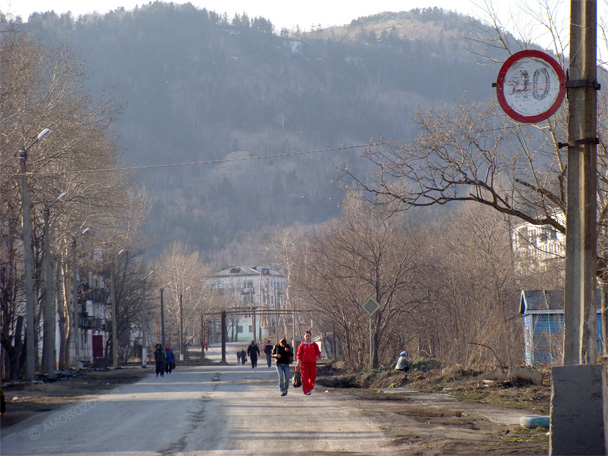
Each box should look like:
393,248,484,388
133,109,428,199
1,139,407,176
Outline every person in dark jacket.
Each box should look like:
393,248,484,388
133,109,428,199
272,337,293,396
154,343,166,377
264,339,273,368
247,340,260,369
165,345,175,374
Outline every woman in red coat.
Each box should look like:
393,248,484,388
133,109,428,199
295,330,321,395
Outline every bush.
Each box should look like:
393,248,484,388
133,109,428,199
413,358,441,372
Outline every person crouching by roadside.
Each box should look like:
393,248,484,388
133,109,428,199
165,345,175,374
295,330,321,395
395,351,411,382
272,337,293,396
154,343,166,377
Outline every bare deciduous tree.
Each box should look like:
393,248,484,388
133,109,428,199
291,194,432,370
420,203,524,369
153,242,218,355
0,30,147,378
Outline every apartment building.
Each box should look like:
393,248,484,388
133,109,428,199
206,266,286,342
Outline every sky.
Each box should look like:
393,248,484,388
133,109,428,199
1,0,496,31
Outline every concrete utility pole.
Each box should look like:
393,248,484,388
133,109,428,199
551,2,607,454
563,0,598,367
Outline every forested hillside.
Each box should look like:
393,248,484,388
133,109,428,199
10,3,501,261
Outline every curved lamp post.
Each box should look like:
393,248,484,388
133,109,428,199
43,191,67,379
20,128,50,380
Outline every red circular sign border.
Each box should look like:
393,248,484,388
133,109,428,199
496,50,566,123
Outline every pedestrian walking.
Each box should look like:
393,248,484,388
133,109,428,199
272,337,293,396
295,330,321,395
154,343,166,377
247,340,260,368
264,339,273,368
240,349,247,365
165,345,175,374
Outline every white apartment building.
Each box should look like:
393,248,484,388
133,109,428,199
511,211,565,268
207,266,286,342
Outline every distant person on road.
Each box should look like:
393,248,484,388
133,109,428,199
272,337,293,396
154,343,166,377
264,339,273,368
204,341,209,351
165,345,175,374
295,330,321,395
247,340,260,368
240,349,247,365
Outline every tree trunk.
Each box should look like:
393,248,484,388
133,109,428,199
58,261,70,370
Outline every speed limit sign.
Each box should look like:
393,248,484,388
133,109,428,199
495,50,566,123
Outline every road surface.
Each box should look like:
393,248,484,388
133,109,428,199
1,345,399,455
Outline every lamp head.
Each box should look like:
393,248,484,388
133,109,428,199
38,128,51,139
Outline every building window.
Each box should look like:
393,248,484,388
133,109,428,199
237,325,243,333
249,325,253,333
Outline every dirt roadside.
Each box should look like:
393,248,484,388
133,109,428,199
316,365,550,455
1,367,150,429
1,364,549,455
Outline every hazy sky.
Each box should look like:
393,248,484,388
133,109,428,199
2,0,496,31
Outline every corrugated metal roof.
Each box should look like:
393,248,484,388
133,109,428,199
520,289,602,315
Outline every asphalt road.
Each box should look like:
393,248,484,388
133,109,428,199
0,345,399,456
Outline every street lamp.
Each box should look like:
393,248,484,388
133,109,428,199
179,286,190,361
160,281,172,348
141,270,154,368
43,191,67,379
110,249,124,369
71,227,90,370
20,128,50,380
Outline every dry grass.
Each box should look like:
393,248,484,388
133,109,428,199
317,364,551,414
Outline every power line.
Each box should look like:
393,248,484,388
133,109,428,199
2,140,405,176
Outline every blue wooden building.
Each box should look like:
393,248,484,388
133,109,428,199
519,290,604,365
